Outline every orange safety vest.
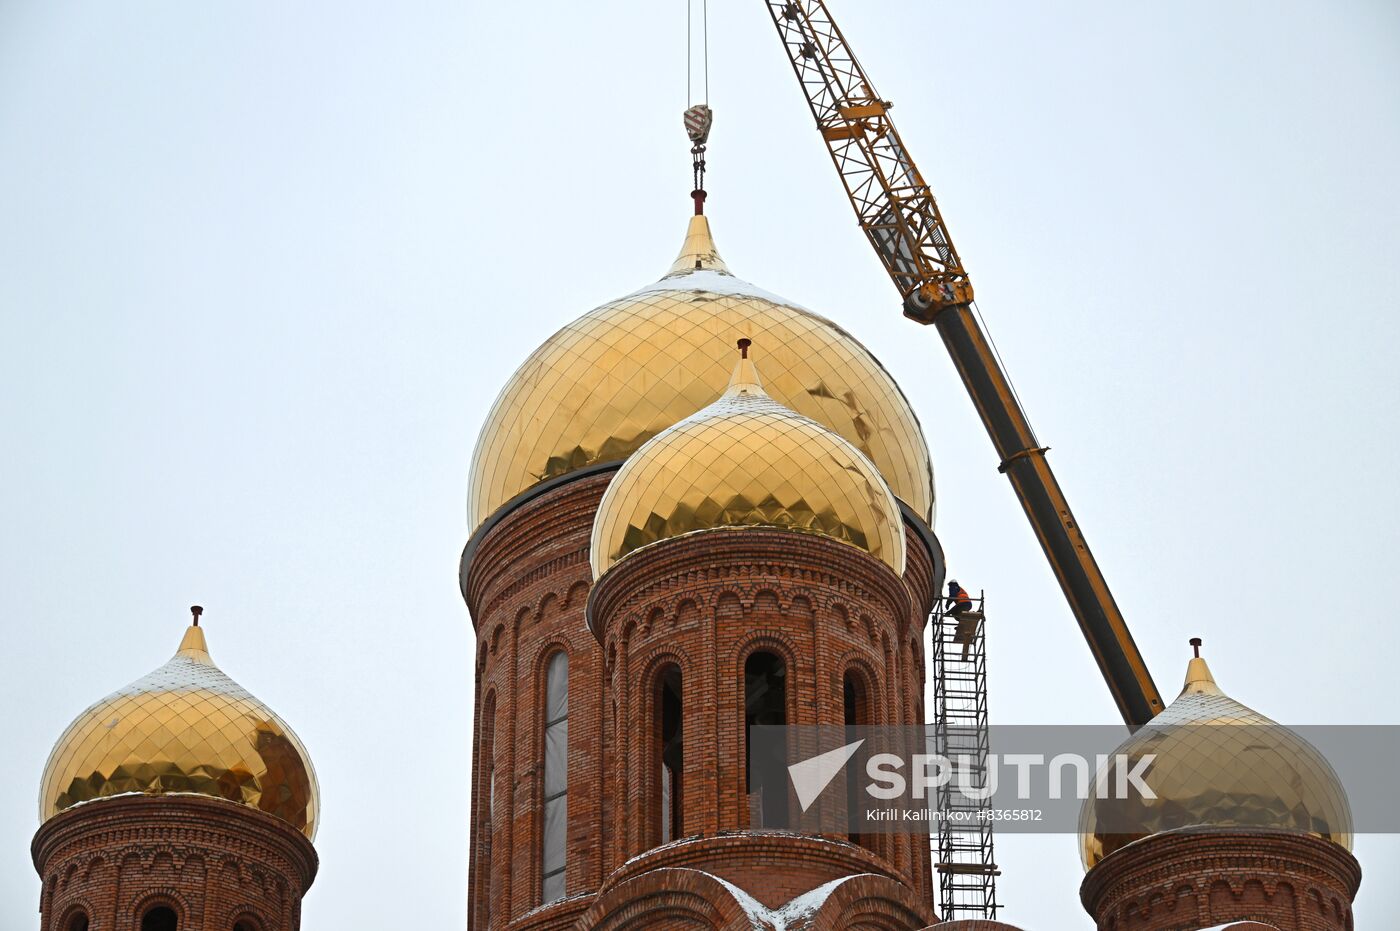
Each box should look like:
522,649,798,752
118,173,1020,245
953,588,971,605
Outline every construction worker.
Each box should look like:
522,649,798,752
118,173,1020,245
947,579,973,617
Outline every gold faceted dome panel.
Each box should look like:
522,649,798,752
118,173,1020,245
590,351,907,578
467,215,933,533
1079,652,1351,869
39,624,319,839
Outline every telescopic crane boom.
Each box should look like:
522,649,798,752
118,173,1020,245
761,0,1164,726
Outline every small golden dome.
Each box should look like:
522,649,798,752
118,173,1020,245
590,344,907,578
1079,646,1351,869
467,214,933,533
39,616,319,839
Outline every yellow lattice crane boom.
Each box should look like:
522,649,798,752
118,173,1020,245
761,0,1164,726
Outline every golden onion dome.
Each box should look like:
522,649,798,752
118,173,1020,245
1079,645,1351,869
467,214,933,533
39,615,319,839
590,343,907,578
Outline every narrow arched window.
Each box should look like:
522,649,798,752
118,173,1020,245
141,906,178,931
233,921,260,931
66,913,89,931
744,651,788,829
657,665,684,842
541,651,569,904
844,670,871,845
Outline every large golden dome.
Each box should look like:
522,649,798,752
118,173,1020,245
590,345,907,578
467,214,933,532
1079,647,1351,869
39,618,319,839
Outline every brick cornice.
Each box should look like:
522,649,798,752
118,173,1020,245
32,794,319,892
587,528,913,642
1080,829,1360,931
463,470,612,623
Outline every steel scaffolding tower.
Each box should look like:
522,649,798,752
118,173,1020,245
932,592,1001,920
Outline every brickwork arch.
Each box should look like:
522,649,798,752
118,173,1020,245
226,906,268,931
618,646,694,850
129,891,188,931
577,867,759,931
54,899,94,931
802,872,937,930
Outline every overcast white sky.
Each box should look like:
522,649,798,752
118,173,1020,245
2,1,1398,927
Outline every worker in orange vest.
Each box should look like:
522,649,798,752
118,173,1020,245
947,579,973,616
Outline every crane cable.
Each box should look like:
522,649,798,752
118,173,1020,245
972,299,1042,447
684,0,714,213
686,0,709,106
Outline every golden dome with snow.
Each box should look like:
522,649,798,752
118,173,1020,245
1079,646,1351,869
467,214,933,532
590,344,907,578
39,616,319,839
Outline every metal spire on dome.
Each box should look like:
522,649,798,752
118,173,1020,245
1181,637,1222,697
726,338,763,395
177,605,213,663
665,212,731,277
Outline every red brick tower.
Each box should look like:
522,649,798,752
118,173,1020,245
32,611,319,931
1078,645,1360,931
578,344,935,928
462,216,946,930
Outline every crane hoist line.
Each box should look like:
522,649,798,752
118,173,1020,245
759,0,1165,727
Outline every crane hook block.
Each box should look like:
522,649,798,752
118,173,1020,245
684,104,714,145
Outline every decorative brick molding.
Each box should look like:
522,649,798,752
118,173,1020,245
798,872,937,929
596,834,904,909
506,893,597,931
578,867,759,930
31,794,317,931
579,865,936,931
1079,830,1360,931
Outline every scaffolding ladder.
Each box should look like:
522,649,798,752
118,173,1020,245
932,592,1001,920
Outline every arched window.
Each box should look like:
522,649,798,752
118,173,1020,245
232,921,260,931
744,651,788,829
66,912,89,931
657,665,684,842
141,906,178,931
844,669,871,845
540,651,569,904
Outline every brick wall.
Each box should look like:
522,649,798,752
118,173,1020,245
464,473,612,927
30,794,317,931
